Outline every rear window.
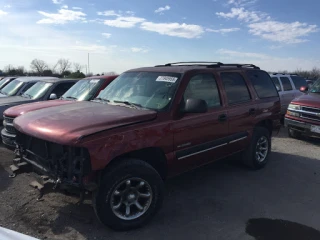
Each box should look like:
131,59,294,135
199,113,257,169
271,77,281,91
291,76,307,89
247,71,278,98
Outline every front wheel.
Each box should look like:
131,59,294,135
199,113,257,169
93,159,164,231
242,127,271,170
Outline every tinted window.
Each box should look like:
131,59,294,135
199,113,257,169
184,73,221,108
280,77,292,91
247,71,278,98
221,72,251,104
291,76,307,89
51,82,76,98
271,77,281,91
309,79,320,93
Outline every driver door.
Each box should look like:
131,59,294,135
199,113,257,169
171,73,229,174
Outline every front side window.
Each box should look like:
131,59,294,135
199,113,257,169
291,76,307,89
280,77,293,91
62,78,104,101
98,71,181,111
309,79,320,93
0,78,9,89
22,82,53,99
51,82,76,98
0,79,24,96
184,73,221,108
221,72,251,105
247,71,278,98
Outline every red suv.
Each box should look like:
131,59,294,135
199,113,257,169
285,79,320,138
12,62,281,230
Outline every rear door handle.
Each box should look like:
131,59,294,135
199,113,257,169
218,114,227,122
249,108,256,115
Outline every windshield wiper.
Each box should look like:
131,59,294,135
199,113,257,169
112,100,144,109
22,93,32,99
64,96,78,100
93,97,110,103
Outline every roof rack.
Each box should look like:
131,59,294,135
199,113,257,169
271,73,299,76
155,62,260,69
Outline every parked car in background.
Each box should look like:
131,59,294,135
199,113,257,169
13,62,281,230
270,73,308,116
285,78,320,139
0,77,58,98
0,77,18,90
2,75,118,148
306,79,315,88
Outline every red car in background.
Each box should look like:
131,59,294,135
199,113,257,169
2,75,118,148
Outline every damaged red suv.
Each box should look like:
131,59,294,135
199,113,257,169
12,62,281,230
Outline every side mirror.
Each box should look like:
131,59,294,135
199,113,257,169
49,93,58,100
300,86,308,93
182,98,208,113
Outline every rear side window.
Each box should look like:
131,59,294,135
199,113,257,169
280,77,293,91
247,71,278,98
291,76,307,89
184,73,221,108
221,72,251,105
271,77,281,91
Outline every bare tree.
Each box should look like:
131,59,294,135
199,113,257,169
30,59,48,75
3,64,15,74
73,62,83,72
56,58,71,74
16,66,25,75
102,71,117,76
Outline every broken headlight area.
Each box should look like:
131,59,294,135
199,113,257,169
15,131,94,191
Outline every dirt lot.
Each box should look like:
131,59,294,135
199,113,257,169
0,127,320,240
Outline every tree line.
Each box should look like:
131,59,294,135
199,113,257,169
0,58,117,79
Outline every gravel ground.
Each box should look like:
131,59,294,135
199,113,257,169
0,127,320,240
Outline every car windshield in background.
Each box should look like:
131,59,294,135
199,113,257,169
291,76,307,89
62,78,104,101
97,72,181,111
309,79,320,93
0,79,24,96
0,78,9,89
22,82,53,99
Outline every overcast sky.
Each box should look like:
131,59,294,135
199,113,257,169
0,0,320,74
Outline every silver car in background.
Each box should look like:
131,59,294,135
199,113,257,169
270,73,308,115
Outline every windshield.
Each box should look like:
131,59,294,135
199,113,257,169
0,79,24,96
309,79,320,93
62,78,104,101
22,82,53,99
97,71,181,111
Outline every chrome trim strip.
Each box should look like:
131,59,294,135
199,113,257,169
178,143,228,160
229,136,247,144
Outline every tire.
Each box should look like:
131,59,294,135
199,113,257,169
288,128,302,139
93,159,164,231
242,127,271,170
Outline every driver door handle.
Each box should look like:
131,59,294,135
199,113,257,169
218,114,227,122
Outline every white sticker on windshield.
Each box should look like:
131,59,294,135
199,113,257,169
156,76,178,83
90,79,100,83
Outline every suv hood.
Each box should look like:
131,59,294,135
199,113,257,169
14,101,157,145
4,99,73,118
292,93,320,108
0,96,31,106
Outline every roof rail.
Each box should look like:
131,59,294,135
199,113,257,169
155,62,260,69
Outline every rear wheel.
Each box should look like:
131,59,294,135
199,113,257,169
93,159,164,231
242,127,271,170
288,128,302,139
